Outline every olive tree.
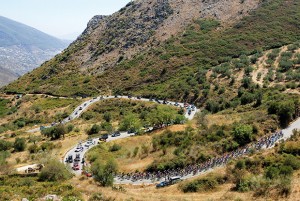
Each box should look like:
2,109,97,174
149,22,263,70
91,158,118,186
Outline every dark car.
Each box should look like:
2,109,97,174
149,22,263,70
128,95,132,99
169,176,181,184
128,129,137,135
74,154,80,162
99,134,109,141
66,155,73,163
137,96,141,99
112,131,121,137
156,181,169,188
156,176,181,188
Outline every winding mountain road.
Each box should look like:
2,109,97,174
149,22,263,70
41,95,300,185
27,95,198,133
63,115,300,185
54,95,198,177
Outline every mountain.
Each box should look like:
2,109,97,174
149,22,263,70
2,0,300,100
0,16,68,86
1,0,300,200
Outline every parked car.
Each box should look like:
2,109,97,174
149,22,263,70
156,181,169,188
72,163,80,171
169,176,181,184
85,142,91,148
156,176,181,188
66,155,73,163
75,147,83,152
112,131,121,137
85,140,93,146
79,107,83,110
74,154,80,162
128,129,137,135
99,134,109,141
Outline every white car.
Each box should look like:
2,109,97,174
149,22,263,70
75,147,83,152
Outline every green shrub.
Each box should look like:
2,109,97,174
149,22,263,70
91,158,118,187
67,124,74,133
265,166,280,180
0,140,13,151
14,137,26,152
88,124,101,135
109,144,121,152
40,142,55,151
283,154,300,170
39,159,72,182
268,100,296,127
0,151,10,166
42,125,67,140
181,173,226,193
133,146,139,157
232,124,253,146
28,144,40,154
103,112,112,122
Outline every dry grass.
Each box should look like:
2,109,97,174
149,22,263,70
205,113,241,127
69,166,253,201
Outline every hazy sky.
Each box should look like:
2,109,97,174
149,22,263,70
1,0,131,39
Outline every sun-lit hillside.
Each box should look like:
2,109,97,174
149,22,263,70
0,0,300,200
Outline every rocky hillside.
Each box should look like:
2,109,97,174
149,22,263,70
71,0,259,72
1,0,260,94
0,16,68,86
2,0,300,100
